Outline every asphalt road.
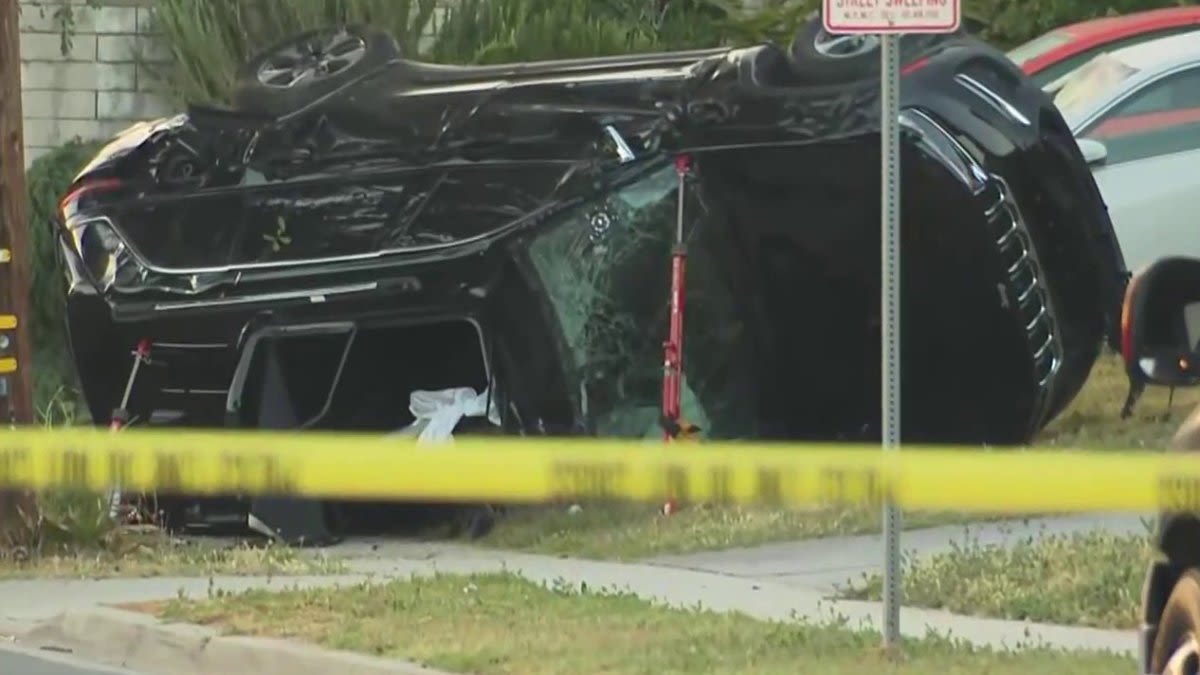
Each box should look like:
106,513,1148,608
0,644,152,675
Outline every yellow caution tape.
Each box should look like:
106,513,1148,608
0,427,1198,512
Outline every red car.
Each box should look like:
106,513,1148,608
1008,6,1200,86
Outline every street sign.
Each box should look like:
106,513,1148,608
877,32,905,654
823,0,961,34
820,0,960,652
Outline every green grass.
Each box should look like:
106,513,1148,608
2,375,343,579
801,354,1190,631
478,503,1014,560
0,488,345,579
139,571,1134,675
0,534,345,580
1038,352,1200,450
836,522,1154,630
476,352,1181,560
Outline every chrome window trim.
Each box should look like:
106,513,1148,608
953,73,1032,126
899,108,988,194
1072,60,1200,135
65,206,541,276
151,281,379,312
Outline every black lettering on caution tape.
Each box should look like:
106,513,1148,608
0,445,30,486
550,461,625,499
107,451,134,487
659,464,689,503
1158,474,1200,512
49,447,90,488
757,467,783,505
152,451,187,493
219,451,297,494
818,467,889,508
709,465,733,504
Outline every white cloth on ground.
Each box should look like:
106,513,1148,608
389,387,501,444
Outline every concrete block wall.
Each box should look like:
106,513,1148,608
19,0,174,167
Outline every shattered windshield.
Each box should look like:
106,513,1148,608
527,162,756,440
1052,53,1140,127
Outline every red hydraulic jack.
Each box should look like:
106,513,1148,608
110,339,151,432
107,339,152,521
660,154,701,517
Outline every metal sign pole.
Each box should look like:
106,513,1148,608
879,31,903,651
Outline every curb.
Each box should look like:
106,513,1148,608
18,607,458,675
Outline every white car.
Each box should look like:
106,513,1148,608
1047,30,1200,273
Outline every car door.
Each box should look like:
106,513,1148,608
1077,64,1200,273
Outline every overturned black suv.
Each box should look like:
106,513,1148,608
56,18,1126,536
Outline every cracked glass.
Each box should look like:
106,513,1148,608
528,162,757,439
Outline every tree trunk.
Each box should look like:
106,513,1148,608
0,0,42,550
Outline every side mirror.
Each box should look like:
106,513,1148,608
1122,257,1200,388
1077,137,1108,166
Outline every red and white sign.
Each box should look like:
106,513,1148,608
823,0,961,34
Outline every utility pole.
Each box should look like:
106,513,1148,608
0,0,42,546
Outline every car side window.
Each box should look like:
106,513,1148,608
1036,51,1105,87
1032,27,1200,87
1081,66,1200,165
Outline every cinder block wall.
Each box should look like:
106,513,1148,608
19,0,172,167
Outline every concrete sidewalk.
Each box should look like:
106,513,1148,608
0,512,1148,675
641,512,1151,593
335,534,1138,655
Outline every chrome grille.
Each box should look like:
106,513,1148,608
901,105,1064,429
982,178,1062,393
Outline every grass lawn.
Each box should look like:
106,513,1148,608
1039,351,1200,450
479,502,1013,560
820,357,1196,630
3,385,344,579
477,352,1188,560
0,535,344,580
836,522,1153,630
0,489,344,579
135,572,1134,675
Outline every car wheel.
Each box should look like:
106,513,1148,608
788,15,882,84
232,24,400,118
1152,569,1200,675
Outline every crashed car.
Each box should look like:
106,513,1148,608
55,18,1127,540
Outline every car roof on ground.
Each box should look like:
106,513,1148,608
1105,29,1200,70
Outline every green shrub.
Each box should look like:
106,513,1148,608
25,137,105,421
426,0,810,65
143,0,440,106
130,0,1200,105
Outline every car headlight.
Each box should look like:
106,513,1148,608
73,219,139,291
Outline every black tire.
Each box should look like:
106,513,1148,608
1151,568,1200,675
788,14,883,84
787,12,961,85
232,24,401,118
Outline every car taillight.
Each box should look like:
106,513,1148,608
58,177,123,221
901,56,931,76
1120,271,1143,365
